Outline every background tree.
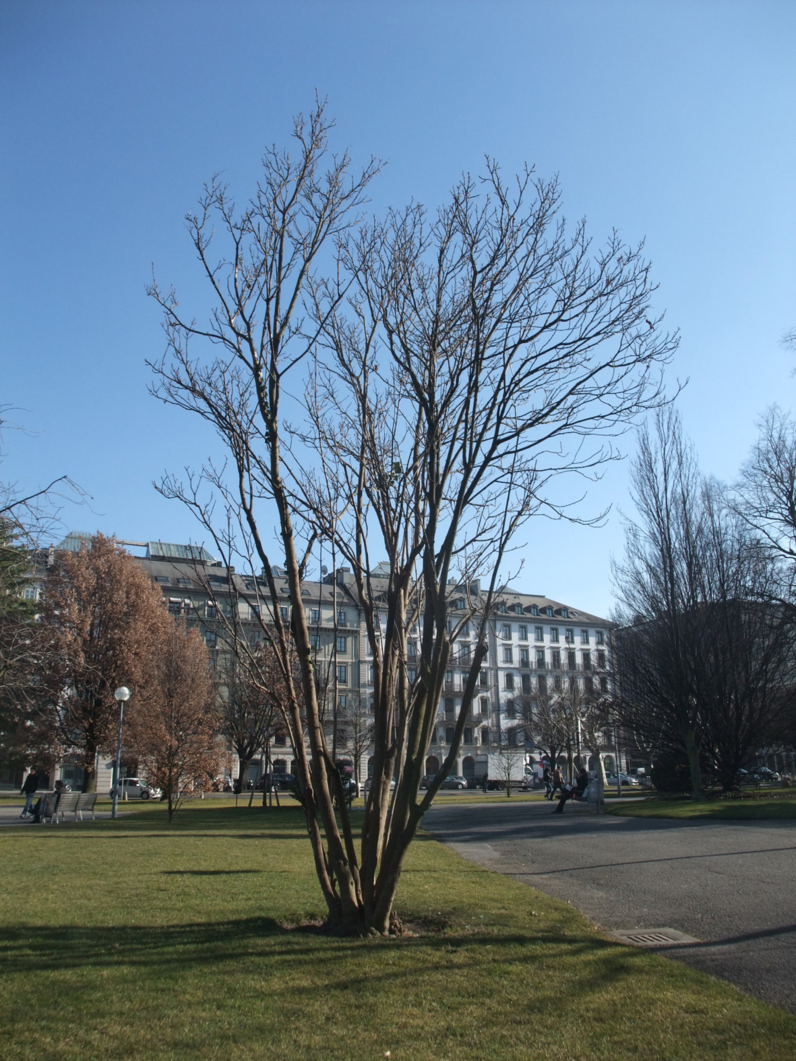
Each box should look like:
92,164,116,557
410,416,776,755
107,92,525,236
613,410,796,794
128,621,219,822
336,692,374,791
149,102,675,934
732,406,796,566
490,739,524,796
218,646,282,792
39,534,168,791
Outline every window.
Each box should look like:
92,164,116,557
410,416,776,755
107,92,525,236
274,730,287,747
250,604,260,620
337,609,346,627
368,665,375,684
581,629,589,644
554,674,562,691
506,699,516,719
177,578,191,587
407,666,416,683
536,649,546,669
168,599,182,616
336,664,347,685
504,673,515,690
311,608,320,624
520,647,529,667
204,631,216,647
445,726,455,744
206,603,217,619
521,673,531,694
23,587,37,600
561,608,569,619
535,626,544,641
456,598,465,610
445,618,453,634
310,634,320,650
479,669,489,688
337,694,347,710
565,627,574,643
546,606,554,618
538,674,548,694
336,635,347,654
155,576,169,584
481,726,490,745
582,650,591,671
518,624,528,641
507,728,518,746
597,650,606,670
280,606,289,621
584,676,594,695
479,696,489,716
407,640,417,658
600,676,609,694
567,650,576,670
596,629,605,645
499,602,506,613
550,626,559,643
445,670,453,688
530,605,538,616
464,727,473,744
551,648,561,670
459,642,471,661
501,623,511,640
503,646,513,663
444,697,455,717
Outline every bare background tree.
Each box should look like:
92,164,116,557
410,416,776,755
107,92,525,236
149,101,675,934
613,410,796,794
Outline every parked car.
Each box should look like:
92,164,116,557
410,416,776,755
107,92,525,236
605,773,641,787
419,774,438,790
117,777,161,800
265,772,296,791
363,777,396,797
756,768,781,783
739,769,761,785
439,774,468,790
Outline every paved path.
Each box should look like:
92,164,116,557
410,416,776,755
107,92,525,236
425,799,796,1013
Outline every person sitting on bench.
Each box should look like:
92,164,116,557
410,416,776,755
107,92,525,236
552,767,589,813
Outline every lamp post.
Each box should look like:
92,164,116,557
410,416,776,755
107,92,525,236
112,686,130,820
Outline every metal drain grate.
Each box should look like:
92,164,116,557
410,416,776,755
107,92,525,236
607,928,700,948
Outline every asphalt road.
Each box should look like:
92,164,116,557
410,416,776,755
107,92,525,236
425,798,796,1013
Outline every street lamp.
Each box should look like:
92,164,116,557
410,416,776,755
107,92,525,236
112,686,130,820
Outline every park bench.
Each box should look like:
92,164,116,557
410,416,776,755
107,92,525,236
42,791,80,824
76,792,97,820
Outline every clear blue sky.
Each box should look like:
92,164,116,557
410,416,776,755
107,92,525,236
2,0,794,618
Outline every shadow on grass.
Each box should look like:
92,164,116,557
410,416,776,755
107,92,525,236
0,914,635,990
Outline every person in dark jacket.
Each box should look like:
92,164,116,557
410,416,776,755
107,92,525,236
552,768,589,814
543,766,553,800
20,771,38,818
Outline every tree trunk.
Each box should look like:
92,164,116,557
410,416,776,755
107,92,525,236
684,728,703,799
81,743,97,793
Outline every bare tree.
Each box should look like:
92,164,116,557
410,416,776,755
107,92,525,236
733,406,796,565
613,412,796,794
218,645,282,791
128,621,220,821
336,692,374,790
148,101,675,934
490,738,524,796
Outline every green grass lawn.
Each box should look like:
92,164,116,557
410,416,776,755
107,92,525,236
1,802,794,1061
609,792,796,820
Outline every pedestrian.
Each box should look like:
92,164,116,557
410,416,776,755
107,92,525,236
543,765,553,800
20,770,38,818
552,767,589,814
481,772,489,793
550,766,564,800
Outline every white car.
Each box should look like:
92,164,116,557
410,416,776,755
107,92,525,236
605,773,640,787
363,777,396,797
117,777,161,800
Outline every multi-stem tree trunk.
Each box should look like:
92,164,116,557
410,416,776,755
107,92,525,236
150,102,674,933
